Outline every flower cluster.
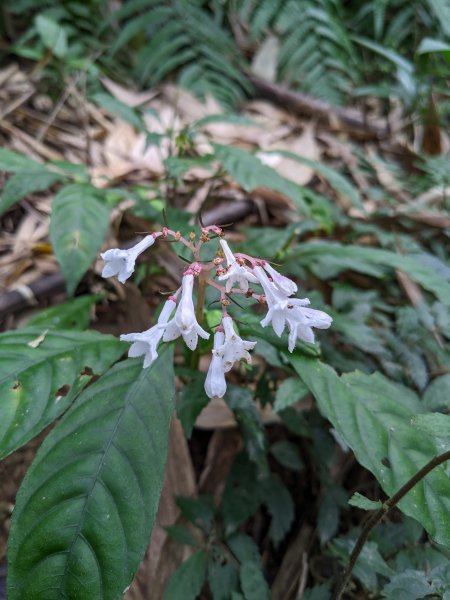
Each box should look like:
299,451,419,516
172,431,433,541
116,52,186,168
101,226,332,399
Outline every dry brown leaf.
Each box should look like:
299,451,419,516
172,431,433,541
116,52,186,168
100,77,158,107
258,123,320,185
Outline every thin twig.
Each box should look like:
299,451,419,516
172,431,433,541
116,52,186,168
333,449,450,600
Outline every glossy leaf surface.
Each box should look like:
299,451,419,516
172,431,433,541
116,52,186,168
0,328,124,460
8,353,174,600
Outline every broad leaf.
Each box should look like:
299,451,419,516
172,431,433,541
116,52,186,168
289,241,450,306
290,355,450,548
164,550,207,600
49,184,110,295
0,170,64,216
0,148,44,172
8,353,175,600
35,14,68,58
25,295,101,330
0,328,124,460
213,143,308,213
239,561,270,600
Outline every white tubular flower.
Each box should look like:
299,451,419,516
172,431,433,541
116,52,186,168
205,330,227,399
254,266,309,336
101,235,156,283
286,307,333,351
120,298,176,368
163,273,210,350
216,316,257,372
218,239,258,293
262,262,297,296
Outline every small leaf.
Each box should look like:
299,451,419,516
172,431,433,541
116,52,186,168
349,492,383,511
176,496,215,533
208,546,239,600
164,551,207,600
8,353,175,600
35,14,68,58
92,92,147,131
260,476,295,546
0,328,124,460
225,386,267,470
382,570,434,600
0,170,64,216
49,184,110,295
165,525,199,547
240,561,270,600
423,374,450,411
273,377,309,412
270,440,304,471
176,378,209,438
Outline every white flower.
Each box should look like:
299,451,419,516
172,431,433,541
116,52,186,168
205,330,227,398
216,316,257,372
163,274,210,350
262,262,297,296
254,265,332,346
101,235,156,283
286,306,333,351
218,239,258,293
255,266,309,336
120,298,176,368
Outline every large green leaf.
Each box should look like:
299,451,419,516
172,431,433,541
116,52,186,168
25,295,102,331
288,241,450,306
49,184,110,295
0,328,124,460
290,355,450,548
212,143,308,214
8,353,175,600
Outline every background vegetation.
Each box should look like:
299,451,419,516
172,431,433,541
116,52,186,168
1,1,450,599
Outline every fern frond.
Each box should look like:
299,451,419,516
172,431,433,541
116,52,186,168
110,0,249,107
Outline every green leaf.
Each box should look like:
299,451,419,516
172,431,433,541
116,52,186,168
239,561,270,600
417,37,450,55
290,355,450,548
273,377,309,412
270,440,304,471
288,241,450,306
35,14,68,58
381,570,434,600
176,496,215,533
423,374,450,411
264,151,363,209
225,386,267,470
165,525,199,547
411,414,450,440
348,493,383,511
301,583,331,600
92,92,147,131
260,476,295,546
208,547,239,600
7,353,175,600
176,378,209,438
164,550,207,600
25,295,101,330
0,148,44,172
212,143,308,214
49,184,110,295
0,328,124,460
0,170,64,216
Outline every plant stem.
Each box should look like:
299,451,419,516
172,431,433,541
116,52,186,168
190,273,208,369
332,449,450,600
